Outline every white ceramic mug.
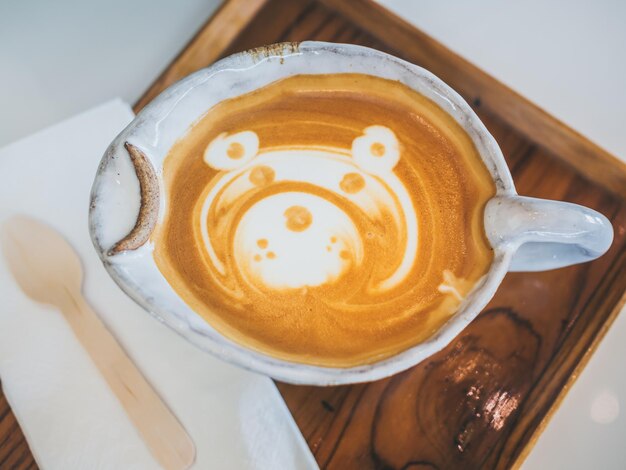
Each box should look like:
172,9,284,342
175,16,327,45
89,42,613,385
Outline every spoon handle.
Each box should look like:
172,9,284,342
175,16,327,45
59,290,195,470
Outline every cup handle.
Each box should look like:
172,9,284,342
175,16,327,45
485,195,614,272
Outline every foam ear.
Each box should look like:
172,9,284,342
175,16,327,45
351,125,400,175
204,130,259,170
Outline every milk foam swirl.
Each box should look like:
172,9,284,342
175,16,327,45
153,73,495,367
199,126,418,294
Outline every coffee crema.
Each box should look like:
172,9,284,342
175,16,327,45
153,73,495,367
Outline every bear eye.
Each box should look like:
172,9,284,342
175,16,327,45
204,131,259,170
351,125,400,175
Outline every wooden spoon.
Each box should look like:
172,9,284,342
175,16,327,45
1,215,196,470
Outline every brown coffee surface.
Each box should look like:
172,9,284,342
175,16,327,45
153,74,495,367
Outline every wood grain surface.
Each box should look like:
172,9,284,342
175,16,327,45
0,393,35,469
2,0,625,468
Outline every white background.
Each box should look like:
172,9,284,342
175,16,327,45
1,0,625,468
0,0,222,147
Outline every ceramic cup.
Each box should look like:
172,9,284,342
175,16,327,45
89,42,613,385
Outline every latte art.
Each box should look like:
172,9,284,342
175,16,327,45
199,125,417,294
153,74,495,366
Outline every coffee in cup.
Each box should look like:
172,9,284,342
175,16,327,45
152,73,495,367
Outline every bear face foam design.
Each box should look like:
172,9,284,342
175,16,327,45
200,125,418,293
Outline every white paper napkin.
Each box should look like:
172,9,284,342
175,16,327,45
0,99,318,470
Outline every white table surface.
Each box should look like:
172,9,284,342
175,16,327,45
0,0,222,147
1,0,624,468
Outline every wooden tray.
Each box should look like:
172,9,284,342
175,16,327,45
3,0,626,468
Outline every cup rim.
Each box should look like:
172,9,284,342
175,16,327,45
89,41,517,385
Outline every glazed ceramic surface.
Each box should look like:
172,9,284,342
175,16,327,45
89,42,613,385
